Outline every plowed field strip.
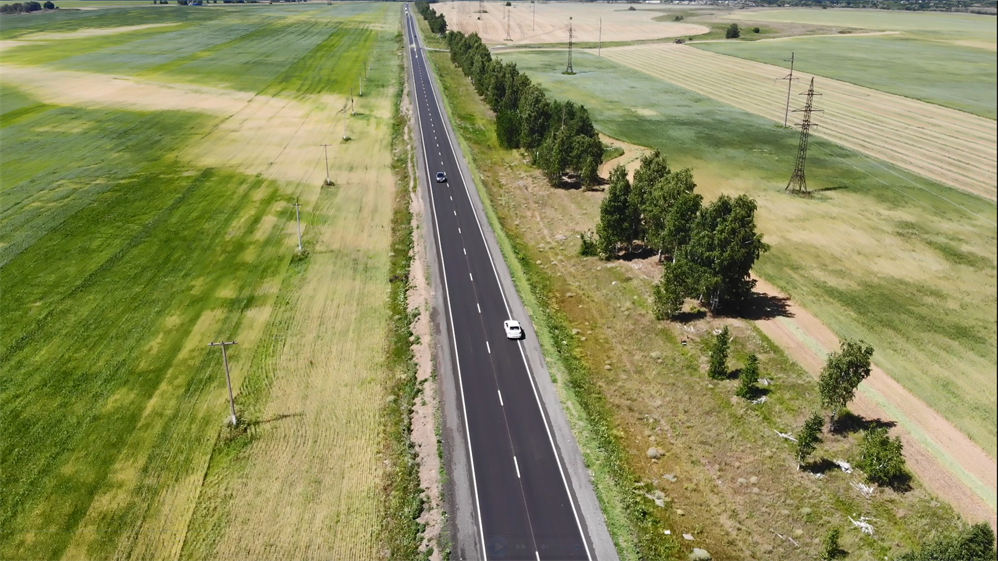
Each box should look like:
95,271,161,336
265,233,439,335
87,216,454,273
601,44,997,200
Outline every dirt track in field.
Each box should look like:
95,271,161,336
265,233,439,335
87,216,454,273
751,276,997,530
443,0,707,45
600,43,998,200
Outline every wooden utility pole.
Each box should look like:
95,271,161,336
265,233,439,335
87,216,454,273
320,143,333,185
564,17,574,74
293,198,303,251
208,341,238,425
779,52,798,128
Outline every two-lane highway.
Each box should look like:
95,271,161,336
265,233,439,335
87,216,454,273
403,8,592,561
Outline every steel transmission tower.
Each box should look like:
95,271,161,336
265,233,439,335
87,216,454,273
786,77,821,195
564,17,574,74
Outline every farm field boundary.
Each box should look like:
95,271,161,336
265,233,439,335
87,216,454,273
599,43,997,200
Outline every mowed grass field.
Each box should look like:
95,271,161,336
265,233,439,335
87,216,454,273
1,3,402,560
598,43,996,199
698,16,996,119
496,51,998,463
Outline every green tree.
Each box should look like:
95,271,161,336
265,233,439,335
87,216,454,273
653,260,685,320
822,528,844,560
752,26,761,33
43,0,54,7
897,523,996,561
794,413,824,469
495,110,521,149
707,326,730,380
735,354,759,399
630,150,672,243
580,156,598,190
596,166,636,259
818,340,874,425
725,23,740,39
673,194,767,312
857,427,907,486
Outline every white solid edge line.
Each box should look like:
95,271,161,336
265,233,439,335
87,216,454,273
405,11,488,560
422,21,594,561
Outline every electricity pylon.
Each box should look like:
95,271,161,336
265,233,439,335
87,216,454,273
786,78,822,195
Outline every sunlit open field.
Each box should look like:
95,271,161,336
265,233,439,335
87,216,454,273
0,3,401,559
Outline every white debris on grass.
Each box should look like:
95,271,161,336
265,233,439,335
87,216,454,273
851,482,875,497
774,429,798,442
759,378,771,386
683,533,695,541
849,515,876,535
752,396,767,404
834,459,853,474
772,529,800,548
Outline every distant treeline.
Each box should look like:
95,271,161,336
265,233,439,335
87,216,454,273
415,1,447,34
0,1,54,14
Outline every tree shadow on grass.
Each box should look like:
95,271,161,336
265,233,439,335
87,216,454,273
803,457,837,475
673,309,707,324
830,411,896,435
730,290,794,321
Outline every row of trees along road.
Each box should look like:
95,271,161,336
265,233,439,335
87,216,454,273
441,31,604,187
590,151,768,314
415,1,447,35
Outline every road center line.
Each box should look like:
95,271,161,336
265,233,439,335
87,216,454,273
486,341,491,354
498,389,504,406
469,273,473,282
514,456,521,479
477,303,481,313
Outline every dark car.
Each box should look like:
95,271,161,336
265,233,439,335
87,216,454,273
435,172,447,183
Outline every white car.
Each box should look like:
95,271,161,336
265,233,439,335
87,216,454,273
503,320,523,340
435,171,447,183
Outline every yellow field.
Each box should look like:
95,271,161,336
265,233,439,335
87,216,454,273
442,0,707,45
600,43,997,200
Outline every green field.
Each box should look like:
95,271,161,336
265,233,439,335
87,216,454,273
1,3,407,560
497,50,998,461
696,34,997,119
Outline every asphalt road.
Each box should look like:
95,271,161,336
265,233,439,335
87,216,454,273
403,8,592,561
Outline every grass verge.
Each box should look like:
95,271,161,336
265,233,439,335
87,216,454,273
380,32,429,561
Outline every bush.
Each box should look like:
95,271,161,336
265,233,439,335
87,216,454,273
578,231,598,257
707,326,730,380
857,427,907,486
822,528,844,560
753,27,761,33
897,523,995,561
735,354,759,399
725,23,740,39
